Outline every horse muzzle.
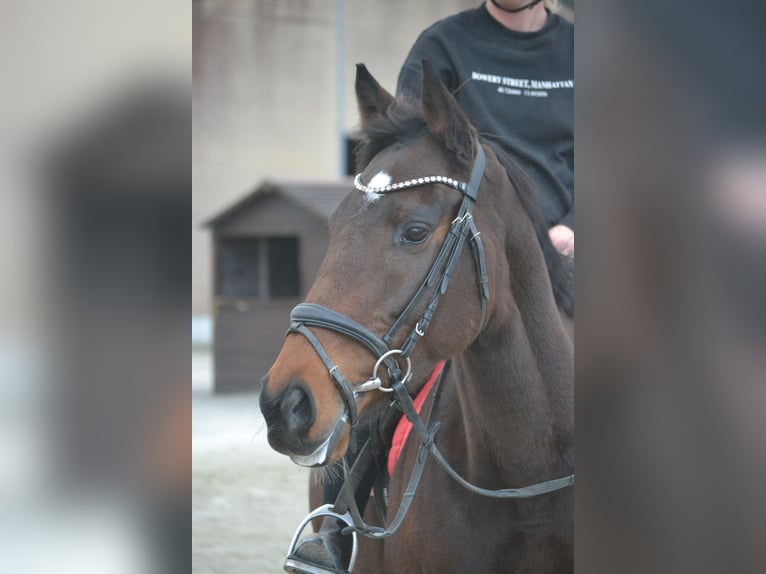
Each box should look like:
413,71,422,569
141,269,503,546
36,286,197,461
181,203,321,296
259,376,349,466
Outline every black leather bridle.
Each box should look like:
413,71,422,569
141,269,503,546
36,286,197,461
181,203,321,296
288,144,489,438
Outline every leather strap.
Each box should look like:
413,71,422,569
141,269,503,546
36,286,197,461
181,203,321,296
392,147,489,357
291,303,392,360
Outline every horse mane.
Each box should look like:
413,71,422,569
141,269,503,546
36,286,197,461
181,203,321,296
484,138,574,317
355,97,574,317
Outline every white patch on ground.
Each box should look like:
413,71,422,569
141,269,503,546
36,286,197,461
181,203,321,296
364,171,391,203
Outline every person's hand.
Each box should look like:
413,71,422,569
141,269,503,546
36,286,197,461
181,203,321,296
549,224,574,257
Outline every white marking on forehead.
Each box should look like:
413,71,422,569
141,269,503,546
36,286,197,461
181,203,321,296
363,171,391,203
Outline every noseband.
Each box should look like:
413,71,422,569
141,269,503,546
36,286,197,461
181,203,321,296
287,145,489,433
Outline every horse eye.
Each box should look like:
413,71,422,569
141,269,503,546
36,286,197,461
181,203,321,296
402,225,429,244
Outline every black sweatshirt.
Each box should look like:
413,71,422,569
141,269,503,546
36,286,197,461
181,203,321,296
397,5,574,229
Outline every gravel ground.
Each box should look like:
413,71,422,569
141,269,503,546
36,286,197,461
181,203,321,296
192,352,310,574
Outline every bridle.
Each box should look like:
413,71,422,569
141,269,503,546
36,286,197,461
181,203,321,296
284,143,573,548
287,144,489,438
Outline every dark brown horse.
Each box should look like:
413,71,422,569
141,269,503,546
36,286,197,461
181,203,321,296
260,62,574,573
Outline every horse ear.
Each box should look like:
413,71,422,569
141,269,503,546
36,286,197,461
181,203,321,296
355,63,395,126
420,59,475,163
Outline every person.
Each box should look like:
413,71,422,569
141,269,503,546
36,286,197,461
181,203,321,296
398,0,574,256
289,2,573,571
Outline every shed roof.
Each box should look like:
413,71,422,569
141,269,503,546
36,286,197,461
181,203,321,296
205,178,352,228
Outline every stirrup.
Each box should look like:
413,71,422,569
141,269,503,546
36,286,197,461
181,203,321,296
283,504,359,574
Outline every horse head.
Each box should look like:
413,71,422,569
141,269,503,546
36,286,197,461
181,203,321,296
259,62,566,467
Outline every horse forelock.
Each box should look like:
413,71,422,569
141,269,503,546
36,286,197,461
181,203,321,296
355,97,428,170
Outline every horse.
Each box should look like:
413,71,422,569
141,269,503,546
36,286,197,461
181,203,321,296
259,61,574,573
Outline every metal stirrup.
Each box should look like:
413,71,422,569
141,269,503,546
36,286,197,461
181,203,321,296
284,505,359,574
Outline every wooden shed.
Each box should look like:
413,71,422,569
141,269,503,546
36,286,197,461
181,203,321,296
205,179,350,393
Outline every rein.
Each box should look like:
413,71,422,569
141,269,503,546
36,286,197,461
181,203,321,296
338,361,574,541
286,143,573,541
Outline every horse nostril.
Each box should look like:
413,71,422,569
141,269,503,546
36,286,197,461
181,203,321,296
280,382,315,435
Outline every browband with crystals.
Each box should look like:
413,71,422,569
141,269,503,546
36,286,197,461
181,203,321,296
353,173,467,195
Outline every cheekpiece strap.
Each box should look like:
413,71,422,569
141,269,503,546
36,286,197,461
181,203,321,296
465,145,486,200
288,322,359,429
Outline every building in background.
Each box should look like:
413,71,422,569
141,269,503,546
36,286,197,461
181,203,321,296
204,180,348,392
193,0,486,317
